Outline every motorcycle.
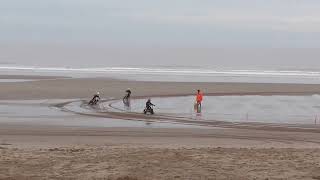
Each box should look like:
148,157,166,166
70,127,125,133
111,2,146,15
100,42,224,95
88,97,100,105
143,105,155,114
123,97,130,107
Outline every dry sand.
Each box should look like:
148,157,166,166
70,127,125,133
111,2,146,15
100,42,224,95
1,76,320,179
1,146,320,180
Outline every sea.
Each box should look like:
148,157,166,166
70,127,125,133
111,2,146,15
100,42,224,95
1,47,320,84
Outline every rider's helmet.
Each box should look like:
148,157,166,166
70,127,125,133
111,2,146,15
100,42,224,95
96,92,100,96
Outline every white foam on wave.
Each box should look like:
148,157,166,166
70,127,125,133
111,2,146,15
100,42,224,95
1,65,320,78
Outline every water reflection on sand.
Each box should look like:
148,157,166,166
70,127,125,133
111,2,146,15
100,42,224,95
110,95,320,125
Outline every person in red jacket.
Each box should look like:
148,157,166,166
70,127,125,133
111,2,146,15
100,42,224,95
195,89,203,112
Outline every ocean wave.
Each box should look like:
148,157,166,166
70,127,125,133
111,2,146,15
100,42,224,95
1,66,320,78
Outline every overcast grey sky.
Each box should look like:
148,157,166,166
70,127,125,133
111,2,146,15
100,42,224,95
1,0,320,47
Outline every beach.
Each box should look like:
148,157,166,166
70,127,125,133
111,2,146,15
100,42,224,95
2,0,320,178
0,75,319,179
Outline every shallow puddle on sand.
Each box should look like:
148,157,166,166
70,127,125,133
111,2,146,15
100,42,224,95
0,100,207,129
2,95,320,129
109,95,320,125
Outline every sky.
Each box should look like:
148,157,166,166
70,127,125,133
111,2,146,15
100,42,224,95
1,0,320,48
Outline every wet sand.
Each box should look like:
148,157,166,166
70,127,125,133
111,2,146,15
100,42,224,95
2,76,320,100
1,76,320,179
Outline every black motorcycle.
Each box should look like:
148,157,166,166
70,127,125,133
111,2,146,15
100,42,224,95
123,98,130,107
88,97,99,105
143,105,154,114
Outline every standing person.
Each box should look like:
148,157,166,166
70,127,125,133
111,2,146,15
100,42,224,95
123,88,132,107
195,89,203,113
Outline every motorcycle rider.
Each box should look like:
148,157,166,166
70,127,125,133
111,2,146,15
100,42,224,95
146,99,155,110
90,91,100,104
123,88,132,106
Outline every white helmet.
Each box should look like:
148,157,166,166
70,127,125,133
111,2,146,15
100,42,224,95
96,92,100,95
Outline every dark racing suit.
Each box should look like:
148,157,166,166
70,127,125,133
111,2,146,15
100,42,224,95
123,90,131,101
146,100,155,110
92,95,100,102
